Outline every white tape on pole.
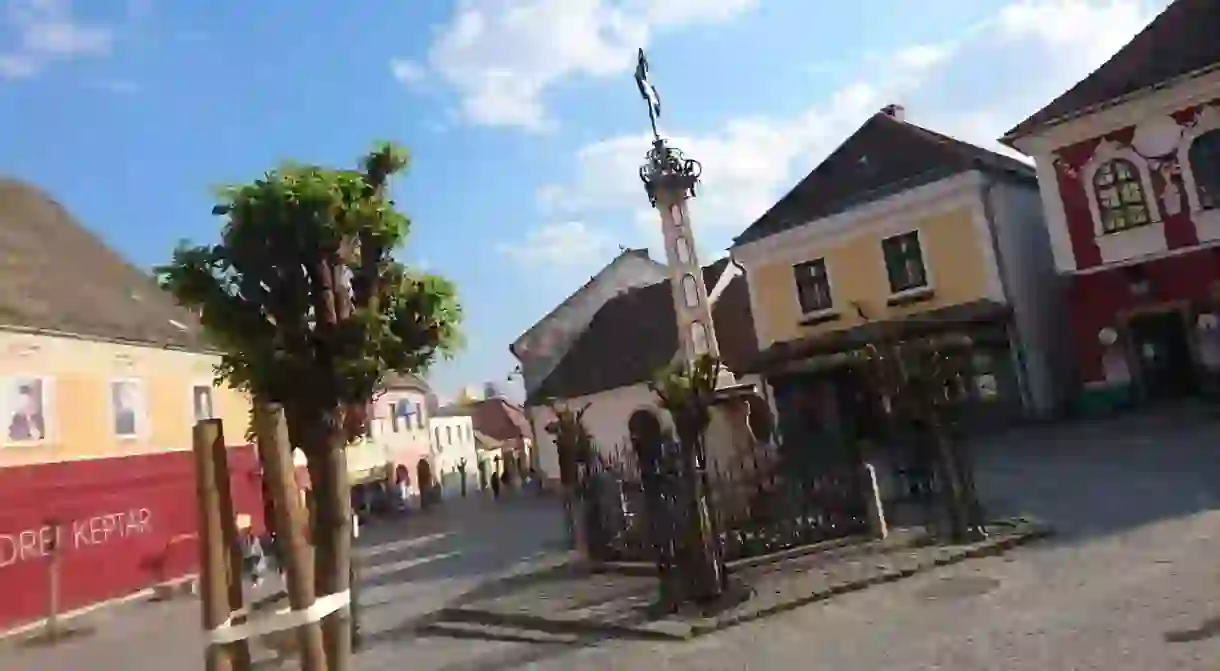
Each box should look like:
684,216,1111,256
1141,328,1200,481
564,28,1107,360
205,589,351,645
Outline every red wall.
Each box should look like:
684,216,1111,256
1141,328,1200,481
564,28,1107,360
1067,248,1220,382
1052,98,1220,271
0,446,267,631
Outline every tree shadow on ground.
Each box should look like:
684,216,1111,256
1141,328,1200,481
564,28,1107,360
1165,615,1220,644
966,406,1220,546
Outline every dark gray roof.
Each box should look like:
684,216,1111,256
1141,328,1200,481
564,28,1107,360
0,178,210,350
733,112,1034,247
1004,0,1220,140
528,258,759,404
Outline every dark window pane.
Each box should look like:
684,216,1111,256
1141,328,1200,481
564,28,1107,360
1189,130,1220,210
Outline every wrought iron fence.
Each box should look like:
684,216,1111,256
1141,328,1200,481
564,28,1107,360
578,442,870,564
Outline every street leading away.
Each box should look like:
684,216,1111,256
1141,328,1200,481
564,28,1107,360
3,408,1220,670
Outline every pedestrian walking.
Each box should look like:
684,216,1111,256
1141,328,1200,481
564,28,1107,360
490,471,501,499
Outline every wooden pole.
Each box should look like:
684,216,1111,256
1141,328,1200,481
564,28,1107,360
254,404,327,671
193,420,235,671
205,419,253,671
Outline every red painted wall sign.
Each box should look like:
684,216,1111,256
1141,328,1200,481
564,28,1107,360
0,446,267,632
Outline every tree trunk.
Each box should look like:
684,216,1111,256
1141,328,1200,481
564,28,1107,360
305,410,354,671
677,431,723,603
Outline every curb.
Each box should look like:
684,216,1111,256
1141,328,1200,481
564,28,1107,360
432,519,1053,642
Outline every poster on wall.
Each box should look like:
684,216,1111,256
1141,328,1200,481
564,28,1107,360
110,379,145,438
4,376,49,445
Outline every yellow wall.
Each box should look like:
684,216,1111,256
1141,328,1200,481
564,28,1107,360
752,206,991,347
0,331,250,468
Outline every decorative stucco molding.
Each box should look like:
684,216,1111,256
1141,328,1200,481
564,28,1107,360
1081,140,1166,263
1177,104,1220,241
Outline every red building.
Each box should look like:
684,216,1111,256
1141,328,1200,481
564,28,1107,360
1003,0,1220,410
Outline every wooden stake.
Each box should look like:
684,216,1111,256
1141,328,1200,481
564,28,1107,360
206,419,253,671
193,420,235,671
254,404,327,671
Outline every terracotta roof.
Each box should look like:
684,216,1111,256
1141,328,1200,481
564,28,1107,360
467,397,532,442
528,258,758,403
0,178,210,350
733,112,1034,247
1004,0,1220,141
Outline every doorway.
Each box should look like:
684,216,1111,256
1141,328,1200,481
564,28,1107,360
1127,309,1197,400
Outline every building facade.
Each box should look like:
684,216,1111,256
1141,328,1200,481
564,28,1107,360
428,408,480,496
1003,0,1220,410
0,179,258,631
733,108,1069,459
526,258,760,487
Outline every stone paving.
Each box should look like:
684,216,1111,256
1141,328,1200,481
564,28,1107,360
4,407,1220,670
428,519,1048,641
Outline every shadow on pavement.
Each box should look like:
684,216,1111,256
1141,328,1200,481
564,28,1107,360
968,404,1220,545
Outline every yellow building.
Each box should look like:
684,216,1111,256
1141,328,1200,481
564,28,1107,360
0,179,250,469
731,106,1071,455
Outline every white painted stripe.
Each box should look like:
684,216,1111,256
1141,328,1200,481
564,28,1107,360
356,531,453,560
361,551,461,580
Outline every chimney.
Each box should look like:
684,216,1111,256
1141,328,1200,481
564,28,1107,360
881,104,905,121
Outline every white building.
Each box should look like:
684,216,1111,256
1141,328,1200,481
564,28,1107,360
522,258,760,488
428,406,480,496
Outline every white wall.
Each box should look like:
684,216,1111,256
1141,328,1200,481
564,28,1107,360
513,253,668,394
527,374,764,483
988,178,1074,416
427,415,479,494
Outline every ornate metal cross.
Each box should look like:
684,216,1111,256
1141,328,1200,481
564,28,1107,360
635,48,662,140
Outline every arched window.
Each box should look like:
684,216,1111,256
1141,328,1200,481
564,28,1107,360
1188,129,1220,211
690,321,709,355
1093,159,1151,234
674,236,692,264
681,274,699,308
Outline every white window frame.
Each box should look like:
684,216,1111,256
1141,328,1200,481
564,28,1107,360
1177,104,1220,241
189,381,216,423
1081,140,1166,263
109,377,148,440
2,374,54,447
878,229,934,300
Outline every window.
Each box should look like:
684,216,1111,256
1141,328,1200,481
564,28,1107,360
389,403,399,432
793,259,832,314
690,321,710,355
416,404,425,429
674,236,692,264
881,231,928,294
434,427,441,447
445,425,452,444
110,379,146,438
1188,129,1220,211
191,384,214,422
4,376,50,445
681,274,700,308
1093,159,1151,233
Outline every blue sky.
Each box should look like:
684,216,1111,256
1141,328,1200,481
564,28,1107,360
0,0,1168,402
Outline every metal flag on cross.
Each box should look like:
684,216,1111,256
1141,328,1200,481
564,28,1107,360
635,48,662,139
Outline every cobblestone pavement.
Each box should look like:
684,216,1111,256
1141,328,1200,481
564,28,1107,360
0,492,571,671
6,409,1220,670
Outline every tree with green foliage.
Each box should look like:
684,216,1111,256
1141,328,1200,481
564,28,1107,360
854,331,985,543
158,142,462,670
649,353,726,606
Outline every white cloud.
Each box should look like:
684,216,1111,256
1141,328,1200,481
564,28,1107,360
519,0,1166,260
0,0,114,80
390,58,427,86
393,0,759,130
496,220,616,267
